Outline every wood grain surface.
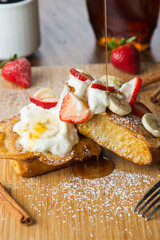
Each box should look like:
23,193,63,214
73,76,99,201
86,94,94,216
0,63,160,240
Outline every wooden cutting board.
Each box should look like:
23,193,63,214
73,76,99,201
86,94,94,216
0,63,160,240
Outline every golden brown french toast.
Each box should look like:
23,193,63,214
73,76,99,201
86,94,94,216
0,117,101,177
77,110,160,165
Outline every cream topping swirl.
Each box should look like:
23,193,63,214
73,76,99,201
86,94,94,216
13,96,79,156
13,71,127,156
87,80,110,114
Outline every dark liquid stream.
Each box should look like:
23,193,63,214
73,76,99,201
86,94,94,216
74,1,114,180
73,155,114,179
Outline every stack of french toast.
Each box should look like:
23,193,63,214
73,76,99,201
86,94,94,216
0,68,159,177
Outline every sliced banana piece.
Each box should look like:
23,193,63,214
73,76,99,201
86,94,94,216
100,75,125,90
34,88,56,98
109,96,132,116
110,91,126,100
142,113,160,137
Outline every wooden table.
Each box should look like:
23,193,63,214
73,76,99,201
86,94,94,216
0,63,160,240
0,1,160,240
28,0,160,66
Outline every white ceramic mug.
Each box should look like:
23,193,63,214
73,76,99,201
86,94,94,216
0,0,40,60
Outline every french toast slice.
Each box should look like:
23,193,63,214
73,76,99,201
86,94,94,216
0,117,101,177
77,110,160,165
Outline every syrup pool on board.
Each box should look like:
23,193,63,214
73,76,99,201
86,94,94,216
73,0,115,179
73,155,114,179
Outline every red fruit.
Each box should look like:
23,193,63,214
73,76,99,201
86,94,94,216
120,77,142,105
110,44,140,74
1,57,31,88
59,93,90,124
132,102,152,118
91,83,115,92
30,96,58,109
70,68,91,82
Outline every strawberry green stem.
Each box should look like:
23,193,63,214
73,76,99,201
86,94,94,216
107,36,136,56
0,53,18,69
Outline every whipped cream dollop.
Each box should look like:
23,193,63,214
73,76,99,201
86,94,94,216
67,71,120,115
67,69,91,98
13,95,79,156
13,70,127,156
87,79,109,114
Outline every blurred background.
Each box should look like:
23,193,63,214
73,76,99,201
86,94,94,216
1,0,160,66
29,0,160,66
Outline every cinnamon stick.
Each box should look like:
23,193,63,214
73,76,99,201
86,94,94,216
142,72,160,87
150,87,160,106
0,183,33,225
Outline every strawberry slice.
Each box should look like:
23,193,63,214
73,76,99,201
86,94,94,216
91,83,115,92
132,102,152,118
70,68,91,82
30,96,58,109
106,86,115,92
59,93,90,124
120,77,142,105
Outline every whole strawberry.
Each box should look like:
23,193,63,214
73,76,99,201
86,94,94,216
0,54,31,88
108,37,140,74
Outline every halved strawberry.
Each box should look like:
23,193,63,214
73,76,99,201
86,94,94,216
70,68,92,82
1,55,31,88
120,77,142,105
30,96,58,109
59,93,90,124
91,83,115,92
132,102,152,118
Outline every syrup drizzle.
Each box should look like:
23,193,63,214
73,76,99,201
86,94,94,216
104,0,108,87
73,155,114,179
73,0,115,179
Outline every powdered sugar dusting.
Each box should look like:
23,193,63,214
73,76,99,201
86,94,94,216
0,66,160,238
5,164,160,236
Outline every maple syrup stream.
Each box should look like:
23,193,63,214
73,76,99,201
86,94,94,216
104,0,108,86
73,0,114,179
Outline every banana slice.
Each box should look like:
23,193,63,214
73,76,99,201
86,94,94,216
110,91,126,101
109,96,132,116
142,113,160,137
100,75,125,90
34,88,56,98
